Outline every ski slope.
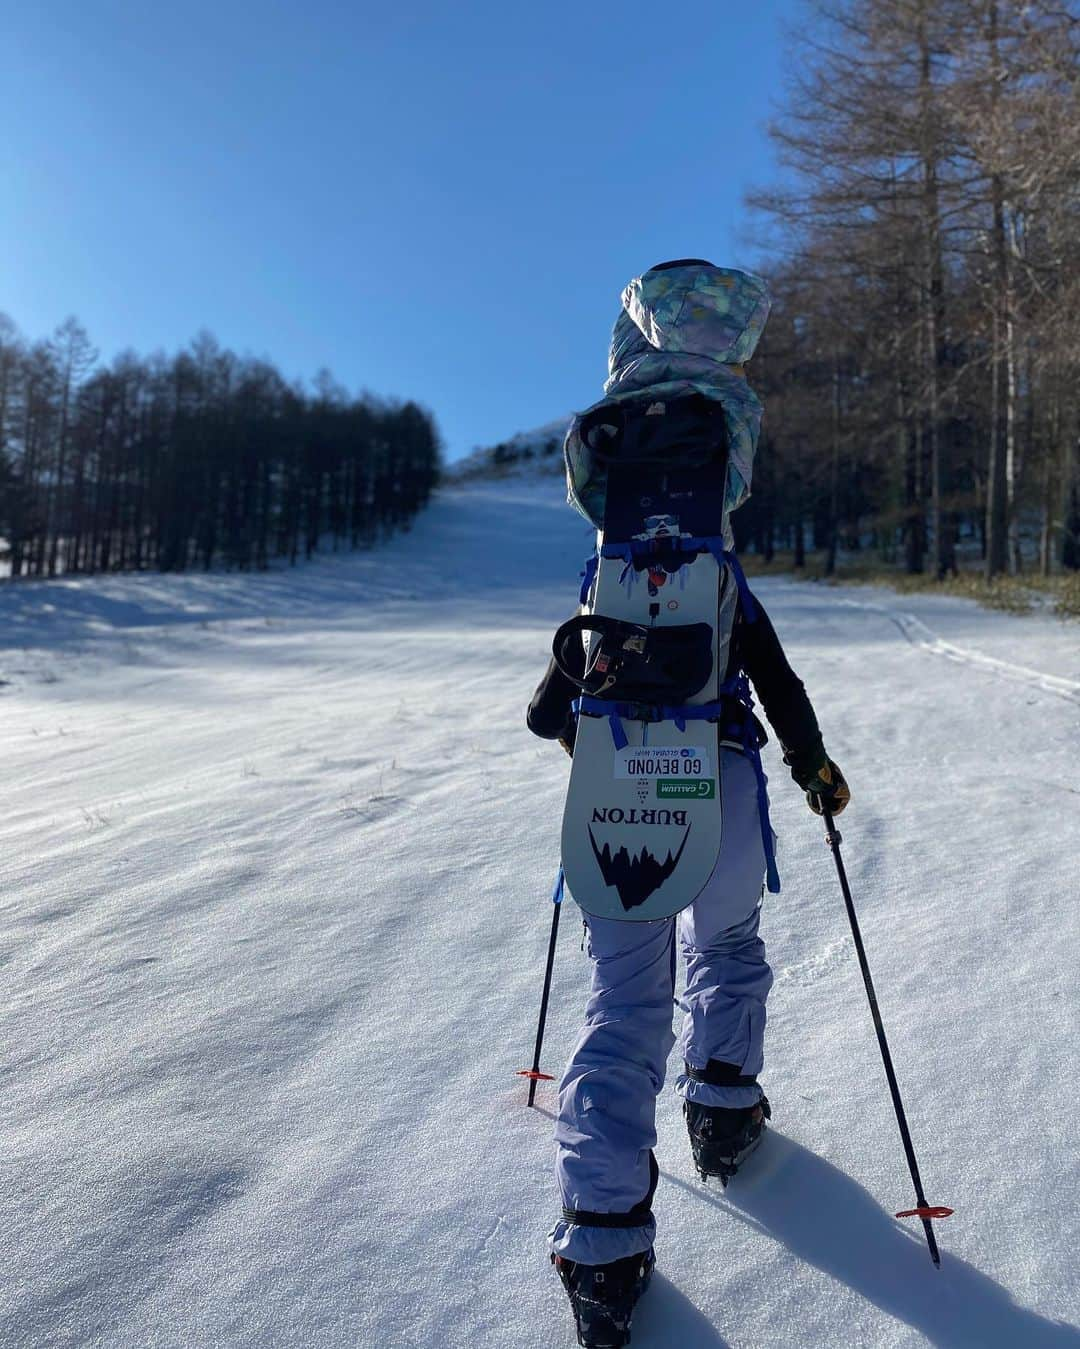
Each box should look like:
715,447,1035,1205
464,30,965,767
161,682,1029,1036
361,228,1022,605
1,476,1078,1349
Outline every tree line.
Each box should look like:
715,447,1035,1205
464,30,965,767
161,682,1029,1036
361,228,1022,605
0,315,440,580
735,0,1080,579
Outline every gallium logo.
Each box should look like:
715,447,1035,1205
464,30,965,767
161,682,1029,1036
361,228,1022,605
657,780,716,800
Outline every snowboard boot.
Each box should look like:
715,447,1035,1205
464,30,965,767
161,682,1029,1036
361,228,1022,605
552,1248,655,1348
684,1094,771,1185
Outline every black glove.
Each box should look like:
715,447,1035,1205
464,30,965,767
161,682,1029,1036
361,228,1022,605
799,757,850,817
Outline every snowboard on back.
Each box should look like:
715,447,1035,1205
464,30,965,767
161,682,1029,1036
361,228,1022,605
558,397,736,922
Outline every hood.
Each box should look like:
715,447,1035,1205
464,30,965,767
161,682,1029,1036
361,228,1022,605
609,263,771,384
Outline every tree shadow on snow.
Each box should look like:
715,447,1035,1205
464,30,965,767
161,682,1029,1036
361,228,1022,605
664,1132,1080,1348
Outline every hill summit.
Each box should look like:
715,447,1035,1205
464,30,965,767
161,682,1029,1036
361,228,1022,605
447,417,569,482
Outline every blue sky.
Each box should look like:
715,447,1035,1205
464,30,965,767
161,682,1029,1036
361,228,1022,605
3,1,799,460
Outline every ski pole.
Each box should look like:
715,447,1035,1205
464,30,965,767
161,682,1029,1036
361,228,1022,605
819,804,953,1267
517,867,565,1107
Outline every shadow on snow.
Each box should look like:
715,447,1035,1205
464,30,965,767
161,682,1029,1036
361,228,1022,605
662,1132,1079,1349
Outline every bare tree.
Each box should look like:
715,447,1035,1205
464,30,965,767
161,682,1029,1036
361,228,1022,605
0,319,441,583
745,0,1080,577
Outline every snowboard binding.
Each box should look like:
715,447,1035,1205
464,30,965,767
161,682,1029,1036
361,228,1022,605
552,614,713,703
552,1247,655,1348
684,1096,771,1186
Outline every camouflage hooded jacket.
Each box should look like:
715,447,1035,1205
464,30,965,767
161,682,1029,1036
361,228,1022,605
564,262,771,546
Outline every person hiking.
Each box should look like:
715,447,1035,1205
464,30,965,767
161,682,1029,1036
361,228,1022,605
526,260,850,1348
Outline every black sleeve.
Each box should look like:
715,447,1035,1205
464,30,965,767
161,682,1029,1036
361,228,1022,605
736,593,826,783
526,623,583,744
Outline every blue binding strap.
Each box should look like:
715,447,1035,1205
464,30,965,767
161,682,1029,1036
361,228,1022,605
607,711,629,750
598,537,760,624
579,554,599,606
571,698,631,749
573,696,731,744
599,542,637,568
731,672,780,892
745,728,781,893
594,543,636,587
721,550,759,624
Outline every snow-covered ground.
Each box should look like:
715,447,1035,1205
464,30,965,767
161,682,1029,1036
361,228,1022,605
1,476,1078,1348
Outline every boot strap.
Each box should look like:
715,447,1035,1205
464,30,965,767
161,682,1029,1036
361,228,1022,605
683,1058,758,1088
560,1205,653,1229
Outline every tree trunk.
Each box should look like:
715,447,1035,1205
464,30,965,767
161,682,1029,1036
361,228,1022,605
825,356,840,577
984,1,1010,580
